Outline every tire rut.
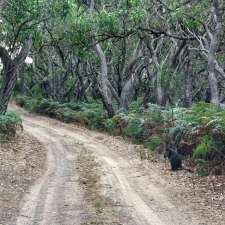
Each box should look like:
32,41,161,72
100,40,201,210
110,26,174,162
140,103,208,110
14,111,207,225
16,126,84,225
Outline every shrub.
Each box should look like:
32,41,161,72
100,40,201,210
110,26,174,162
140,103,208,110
76,102,106,129
0,112,22,138
15,95,28,107
172,107,192,120
193,135,215,159
103,118,116,134
144,135,162,151
15,96,106,128
55,107,76,122
124,115,144,140
62,102,81,111
145,104,166,123
128,99,144,113
24,98,41,112
169,121,194,145
187,102,222,125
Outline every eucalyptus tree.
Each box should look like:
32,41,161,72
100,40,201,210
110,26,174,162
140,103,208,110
186,0,225,105
162,0,225,106
0,0,36,113
0,0,78,113
0,0,51,114
75,0,148,115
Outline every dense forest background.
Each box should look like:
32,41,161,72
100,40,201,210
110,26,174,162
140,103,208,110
1,0,225,174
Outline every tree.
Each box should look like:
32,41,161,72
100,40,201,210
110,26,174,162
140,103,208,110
0,0,71,113
10,0,225,113
0,39,32,114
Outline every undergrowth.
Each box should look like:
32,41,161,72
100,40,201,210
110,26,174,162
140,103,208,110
0,112,22,139
15,96,106,129
15,96,225,175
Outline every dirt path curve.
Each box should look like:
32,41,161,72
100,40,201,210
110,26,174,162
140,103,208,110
13,106,206,225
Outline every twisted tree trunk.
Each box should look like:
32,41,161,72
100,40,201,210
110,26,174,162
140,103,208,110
0,39,32,114
95,44,115,117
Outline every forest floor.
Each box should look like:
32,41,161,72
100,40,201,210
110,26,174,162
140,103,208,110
0,132,46,225
1,104,225,225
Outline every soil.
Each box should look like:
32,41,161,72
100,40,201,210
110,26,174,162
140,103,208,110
0,132,46,225
1,104,225,225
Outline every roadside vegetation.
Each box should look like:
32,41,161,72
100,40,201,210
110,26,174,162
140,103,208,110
15,95,225,176
0,112,22,139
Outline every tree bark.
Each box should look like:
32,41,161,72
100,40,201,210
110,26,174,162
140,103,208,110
207,0,222,105
156,70,164,105
95,44,115,117
120,63,145,109
184,58,192,108
208,55,219,104
0,39,32,114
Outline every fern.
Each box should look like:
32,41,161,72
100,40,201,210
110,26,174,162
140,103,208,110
193,135,215,158
0,112,22,138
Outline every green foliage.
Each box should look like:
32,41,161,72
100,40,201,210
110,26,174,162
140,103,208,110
15,95,29,107
97,10,120,33
1,0,51,45
24,98,42,112
144,135,161,151
36,99,62,116
15,96,106,128
103,118,116,134
61,102,81,111
128,100,143,113
68,10,93,50
169,103,225,159
169,121,193,145
124,116,144,139
168,0,208,29
188,102,221,124
0,112,22,138
145,104,167,124
128,4,146,23
184,102,225,140
104,113,128,135
55,107,76,123
172,107,192,120
73,102,106,129
193,135,215,158
103,111,145,140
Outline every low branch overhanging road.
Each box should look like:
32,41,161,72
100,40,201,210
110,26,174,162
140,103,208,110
13,105,208,225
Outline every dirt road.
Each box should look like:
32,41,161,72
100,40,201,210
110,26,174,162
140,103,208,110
13,107,207,225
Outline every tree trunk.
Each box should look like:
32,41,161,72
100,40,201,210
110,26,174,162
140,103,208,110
0,39,32,114
207,0,222,105
120,63,145,109
208,55,219,104
184,60,192,108
95,44,115,117
156,71,164,105
0,67,18,114
120,76,135,110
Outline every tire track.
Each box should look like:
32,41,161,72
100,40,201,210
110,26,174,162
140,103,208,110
14,108,206,225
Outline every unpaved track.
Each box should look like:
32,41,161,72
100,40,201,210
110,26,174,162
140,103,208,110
14,107,206,225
